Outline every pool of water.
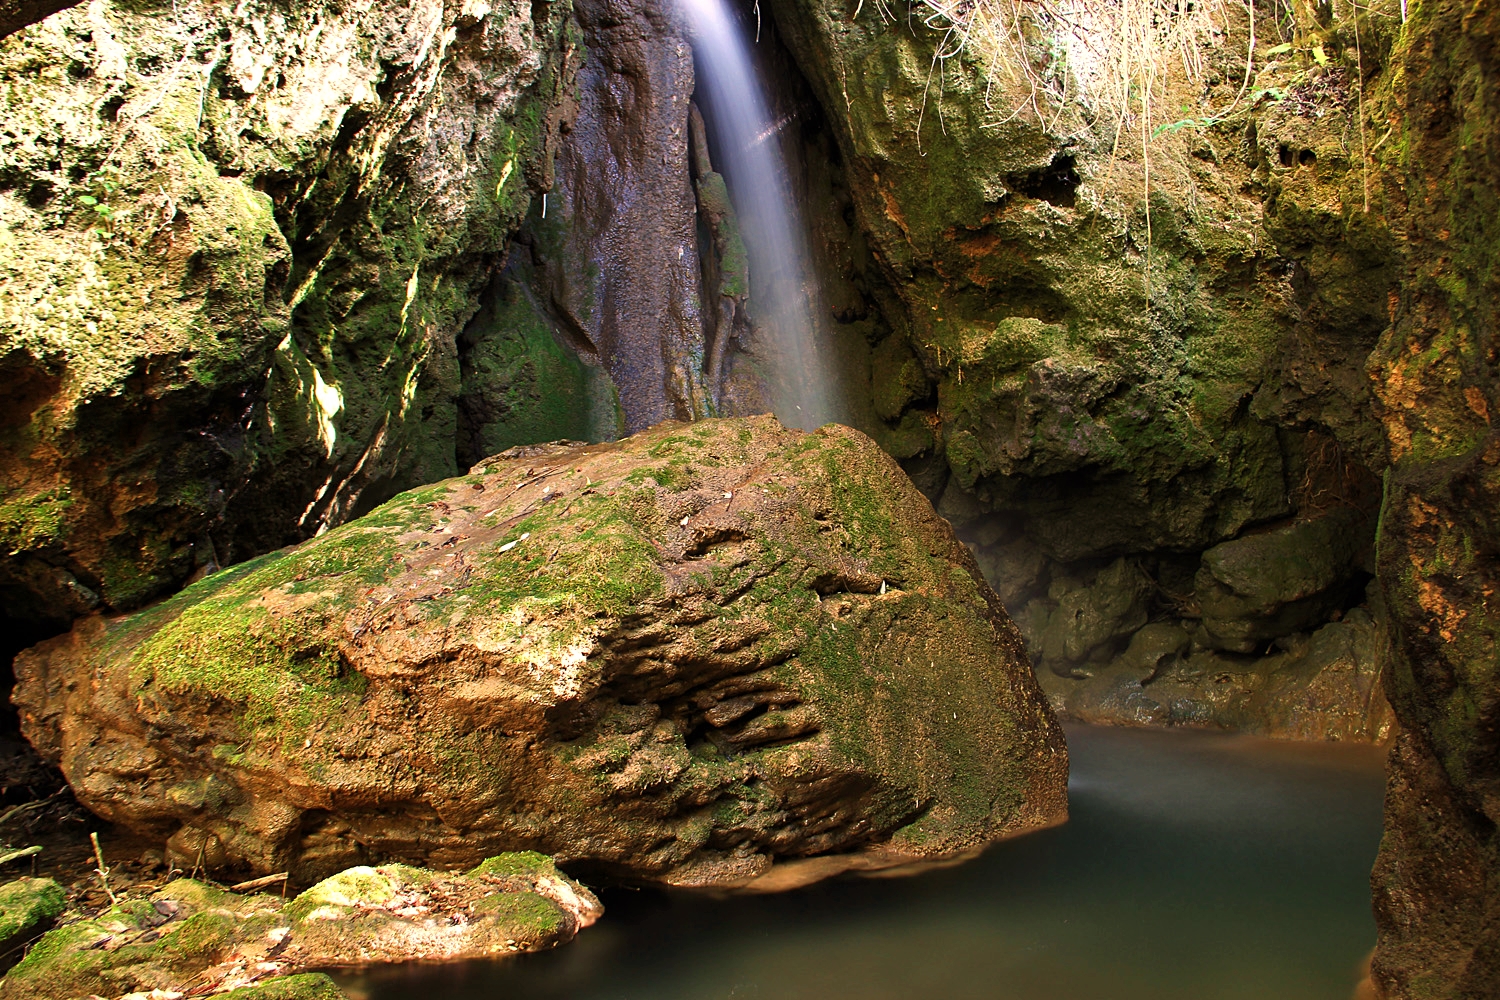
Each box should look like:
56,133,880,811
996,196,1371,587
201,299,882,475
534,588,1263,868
339,724,1387,1000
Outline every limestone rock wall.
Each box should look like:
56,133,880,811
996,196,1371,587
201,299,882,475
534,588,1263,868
1366,1,1500,994
762,0,1403,739
0,0,576,635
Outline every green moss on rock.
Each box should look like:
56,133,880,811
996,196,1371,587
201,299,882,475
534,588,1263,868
15,416,1066,887
219,974,348,1000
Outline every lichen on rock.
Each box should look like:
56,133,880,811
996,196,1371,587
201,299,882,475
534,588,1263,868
14,415,1067,887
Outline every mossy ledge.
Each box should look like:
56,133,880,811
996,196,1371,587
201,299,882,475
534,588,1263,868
0,854,600,1000
14,415,1066,887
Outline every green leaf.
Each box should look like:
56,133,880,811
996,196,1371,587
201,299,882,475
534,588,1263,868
1265,42,1294,56
1312,44,1328,65
78,195,97,206
1152,118,1207,139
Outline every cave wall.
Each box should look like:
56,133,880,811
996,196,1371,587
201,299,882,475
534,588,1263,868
761,0,1498,989
0,0,581,640
762,0,1403,739
1367,1,1500,994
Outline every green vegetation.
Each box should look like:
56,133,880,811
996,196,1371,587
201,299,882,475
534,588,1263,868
469,852,558,879
0,489,71,554
0,878,66,946
218,974,348,1000
472,891,564,935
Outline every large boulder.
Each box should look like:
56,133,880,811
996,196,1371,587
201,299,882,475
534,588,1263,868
13,416,1067,887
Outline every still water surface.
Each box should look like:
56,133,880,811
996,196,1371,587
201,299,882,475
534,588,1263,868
339,725,1386,1000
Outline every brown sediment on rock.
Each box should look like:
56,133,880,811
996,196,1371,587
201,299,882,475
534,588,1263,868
13,415,1067,888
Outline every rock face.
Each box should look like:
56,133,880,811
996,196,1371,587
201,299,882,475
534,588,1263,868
1028,507,1391,741
0,854,599,999
524,0,712,431
14,416,1067,886
0,0,576,628
1039,610,1394,743
1364,1,1500,995
760,0,1402,744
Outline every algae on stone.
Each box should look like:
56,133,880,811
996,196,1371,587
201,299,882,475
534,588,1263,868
0,876,65,966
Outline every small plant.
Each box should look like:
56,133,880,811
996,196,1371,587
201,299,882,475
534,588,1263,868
90,831,119,905
76,174,121,228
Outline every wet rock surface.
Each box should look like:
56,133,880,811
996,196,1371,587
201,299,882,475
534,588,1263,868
0,853,597,999
1039,611,1393,743
520,0,711,432
13,416,1066,887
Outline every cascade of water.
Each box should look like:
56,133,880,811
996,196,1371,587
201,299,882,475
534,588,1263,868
677,0,839,430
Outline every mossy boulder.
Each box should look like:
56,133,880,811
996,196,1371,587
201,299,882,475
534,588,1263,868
14,415,1067,886
218,974,348,1000
0,878,285,1000
0,857,598,999
0,876,65,968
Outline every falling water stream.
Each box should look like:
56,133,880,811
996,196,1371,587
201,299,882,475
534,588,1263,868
338,725,1386,1000
678,0,840,429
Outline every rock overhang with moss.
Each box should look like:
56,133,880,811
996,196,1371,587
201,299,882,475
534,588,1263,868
14,415,1067,888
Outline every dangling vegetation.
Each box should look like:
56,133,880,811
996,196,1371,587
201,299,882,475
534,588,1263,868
900,0,1400,295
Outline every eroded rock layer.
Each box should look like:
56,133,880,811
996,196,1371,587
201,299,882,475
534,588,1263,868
14,416,1067,886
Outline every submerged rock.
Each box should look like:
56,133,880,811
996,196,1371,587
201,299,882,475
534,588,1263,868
0,854,598,1000
14,416,1067,887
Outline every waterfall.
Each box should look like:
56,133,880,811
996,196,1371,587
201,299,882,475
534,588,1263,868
678,0,839,430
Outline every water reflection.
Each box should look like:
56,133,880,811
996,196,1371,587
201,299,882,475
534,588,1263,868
340,725,1385,1000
